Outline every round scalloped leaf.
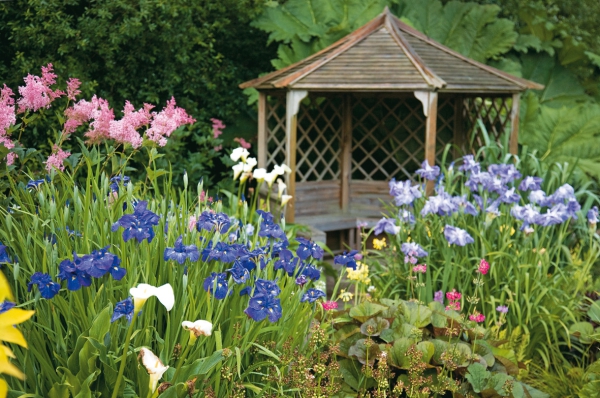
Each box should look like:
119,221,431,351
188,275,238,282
400,301,432,328
348,338,381,365
360,316,390,337
349,302,388,323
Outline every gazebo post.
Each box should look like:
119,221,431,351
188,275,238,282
340,94,352,212
453,96,465,158
257,92,267,168
415,91,438,195
509,93,520,155
284,90,308,222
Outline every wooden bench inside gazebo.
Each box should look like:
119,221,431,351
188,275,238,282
240,7,542,248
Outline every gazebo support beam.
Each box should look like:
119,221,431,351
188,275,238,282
415,91,438,195
509,93,520,155
340,95,352,212
257,92,267,168
285,90,308,222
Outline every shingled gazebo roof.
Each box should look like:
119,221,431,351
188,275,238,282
241,7,542,93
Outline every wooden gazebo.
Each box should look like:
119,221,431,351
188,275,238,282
240,8,542,242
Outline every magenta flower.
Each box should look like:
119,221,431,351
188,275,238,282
412,264,427,273
321,301,338,311
469,313,485,323
478,259,490,275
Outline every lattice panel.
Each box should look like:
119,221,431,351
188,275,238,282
436,95,455,159
296,96,342,182
463,96,512,149
266,95,287,169
351,97,425,181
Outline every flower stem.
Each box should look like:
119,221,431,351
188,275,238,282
171,340,194,384
111,311,139,398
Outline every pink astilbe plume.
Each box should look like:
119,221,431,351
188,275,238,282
146,97,196,146
234,137,251,149
0,84,17,165
45,146,71,172
64,95,114,142
17,63,64,112
211,118,225,138
66,78,82,101
109,101,153,148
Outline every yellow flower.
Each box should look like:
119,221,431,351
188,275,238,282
0,271,35,388
347,262,370,284
339,290,354,302
373,238,387,250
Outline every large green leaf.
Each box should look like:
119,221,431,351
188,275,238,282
255,0,517,68
519,53,590,107
519,101,600,180
395,0,517,62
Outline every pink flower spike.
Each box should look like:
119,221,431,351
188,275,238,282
233,137,251,149
188,215,198,232
0,84,16,134
17,64,64,113
469,313,485,323
6,152,17,165
321,301,338,311
45,146,71,172
412,264,427,273
211,118,225,138
478,259,490,275
145,97,195,146
66,78,82,101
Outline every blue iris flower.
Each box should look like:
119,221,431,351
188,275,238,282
111,297,134,323
58,258,92,291
203,272,229,299
240,286,253,296
255,279,281,297
415,160,440,181
196,211,231,233
0,300,15,314
274,249,300,276
400,243,428,264
295,275,308,287
228,261,250,284
244,293,282,323
26,179,46,190
299,264,321,280
519,176,543,191
164,235,200,265
588,206,599,224
111,200,160,243
0,243,12,264
82,247,121,278
110,175,131,192
257,210,286,240
300,289,326,303
295,238,324,260
334,250,359,270
458,155,480,174
271,239,289,257
209,242,238,263
65,226,82,238
373,218,399,236
444,225,474,246
388,179,422,206
28,272,61,299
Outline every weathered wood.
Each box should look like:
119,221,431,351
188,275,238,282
285,90,308,222
257,92,267,168
266,96,287,169
340,95,352,211
425,92,438,195
453,95,465,157
241,8,542,93
510,93,520,155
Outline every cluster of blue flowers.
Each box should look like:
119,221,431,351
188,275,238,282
112,200,160,243
375,155,590,247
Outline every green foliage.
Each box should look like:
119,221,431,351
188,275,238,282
0,0,276,188
254,0,518,69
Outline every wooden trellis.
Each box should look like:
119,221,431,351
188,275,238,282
463,96,513,149
265,95,286,169
351,96,425,181
296,97,343,182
